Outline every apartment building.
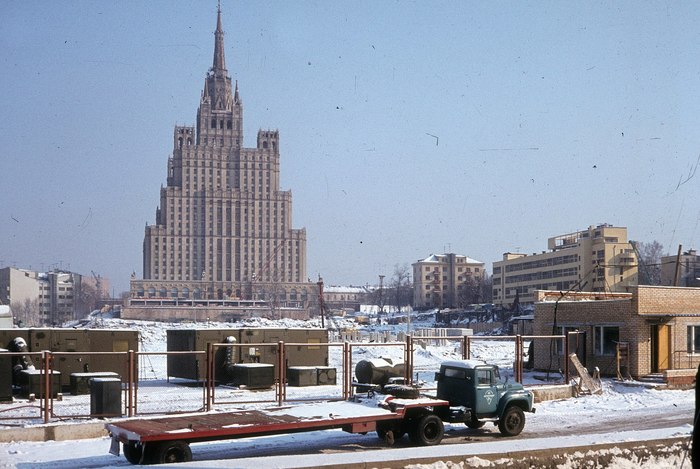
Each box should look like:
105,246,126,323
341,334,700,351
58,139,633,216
413,253,485,309
660,249,700,287
0,267,84,325
492,224,638,307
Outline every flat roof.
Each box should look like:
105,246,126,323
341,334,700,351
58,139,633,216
440,359,485,370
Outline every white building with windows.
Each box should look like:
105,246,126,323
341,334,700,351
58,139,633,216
412,253,485,309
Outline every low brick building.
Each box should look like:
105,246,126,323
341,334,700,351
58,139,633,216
532,286,700,380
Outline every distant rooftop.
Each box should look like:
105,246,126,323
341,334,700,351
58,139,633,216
418,253,483,264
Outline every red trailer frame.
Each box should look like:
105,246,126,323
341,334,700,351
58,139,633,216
107,395,451,464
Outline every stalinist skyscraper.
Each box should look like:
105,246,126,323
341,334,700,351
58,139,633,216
129,6,312,319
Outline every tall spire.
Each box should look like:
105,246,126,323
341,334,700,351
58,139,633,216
201,2,235,111
212,0,227,76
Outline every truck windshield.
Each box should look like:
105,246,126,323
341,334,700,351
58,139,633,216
444,368,466,379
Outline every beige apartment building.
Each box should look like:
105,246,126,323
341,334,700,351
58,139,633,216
413,254,485,309
129,8,314,318
0,267,85,325
660,249,700,287
492,224,638,307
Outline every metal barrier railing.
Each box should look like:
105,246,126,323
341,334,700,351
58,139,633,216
0,330,594,425
672,350,700,370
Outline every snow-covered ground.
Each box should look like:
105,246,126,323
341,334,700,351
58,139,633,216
0,315,694,467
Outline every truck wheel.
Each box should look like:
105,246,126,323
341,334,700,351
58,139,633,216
409,414,444,446
383,384,419,399
123,442,144,465
498,405,525,436
153,440,192,464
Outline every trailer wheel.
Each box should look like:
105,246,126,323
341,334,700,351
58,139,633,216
376,421,406,445
153,440,192,464
498,405,525,437
409,414,444,446
383,384,419,399
466,418,485,429
123,442,144,465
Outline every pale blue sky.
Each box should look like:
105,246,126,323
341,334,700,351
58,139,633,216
2,1,700,294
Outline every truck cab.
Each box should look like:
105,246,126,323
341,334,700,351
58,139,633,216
434,360,534,436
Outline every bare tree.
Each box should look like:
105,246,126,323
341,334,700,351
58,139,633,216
368,276,387,318
388,264,412,314
11,298,42,327
457,275,480,307
480,274,493,303
77,281,99,316
632,240,663,285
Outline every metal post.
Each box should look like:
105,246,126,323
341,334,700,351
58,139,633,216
277,341,285,406
466,336,471,360
515,335,521,383
206,343,213,411
520,336,525,383
564,333,570,384
405,335,413,385
693,363,700,468
128,350,135,417
345,343,352,399
43,351,50,424
342,342,348,399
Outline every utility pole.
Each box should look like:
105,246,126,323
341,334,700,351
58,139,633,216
674,244,683,286
378,275,385,324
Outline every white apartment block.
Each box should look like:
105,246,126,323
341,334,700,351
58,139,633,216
413,254,485,309
492,224,638,307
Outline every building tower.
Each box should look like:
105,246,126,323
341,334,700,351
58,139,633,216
130,6,310,316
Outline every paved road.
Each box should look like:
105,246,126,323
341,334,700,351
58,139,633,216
3,387,693,468
162,400,693,462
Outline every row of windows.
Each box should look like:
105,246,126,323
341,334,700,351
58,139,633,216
501,281,576,298
504,267,578,284
423,265,481,272
503,254,579,273
210,118,235,130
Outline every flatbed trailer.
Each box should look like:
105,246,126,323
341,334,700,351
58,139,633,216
107,395,451,464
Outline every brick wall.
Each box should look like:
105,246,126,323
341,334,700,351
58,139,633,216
532,286,700,379
532,298,643,377
634,285,700,315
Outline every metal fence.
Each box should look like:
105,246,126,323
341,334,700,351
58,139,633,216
1,333,582,426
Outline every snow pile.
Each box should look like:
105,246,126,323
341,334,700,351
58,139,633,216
406,440,690,468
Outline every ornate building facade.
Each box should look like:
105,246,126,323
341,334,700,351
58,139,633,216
128,7,314,319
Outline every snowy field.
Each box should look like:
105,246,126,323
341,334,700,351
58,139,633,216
0,315,695,467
